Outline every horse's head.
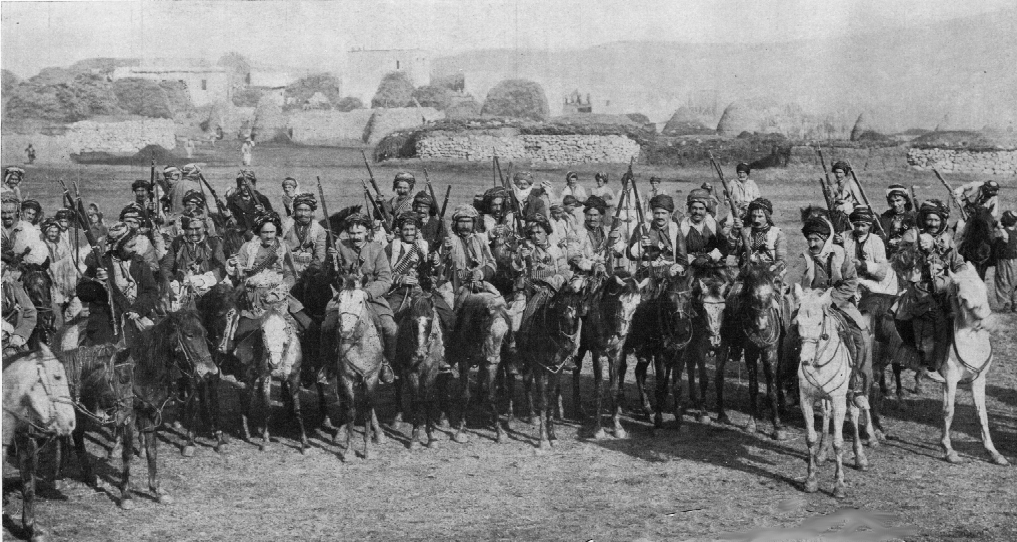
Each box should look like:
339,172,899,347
407,295,441,363
336,287,369,342
34,345,76,435
261,309,297,370
949,265,991,323
740,263,777,331
19,265,54,331
198,282,239,340
695,274,731,348
550,285,585,340
663,274,695,318
167,310,218,378
4,346,76,438
791,285,832,366
605,275,649,339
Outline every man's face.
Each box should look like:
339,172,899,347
750,209,767,227
57,218,70,231
134,188,148,201
924,214,942,232
652,208,670,227
527,226,547,245
399,223,418,244
413,201,430,218
515,179,532,190
123,217,140,231
567,177,577,187
584,208,603,229
258,223,279,246
551,207,564,221
394,181,411,197
806,234,826,254
282,182,297,197
294,204,314,225
737,171,748,182
563,202,575,214
650,181,661,192
6,177,20,189
87,208,99,223
454,218,474,236
689,202,707,222
185,221,205,244
184,201,199,214
166,173,181,185
852,222,871,237
347,224,368,245
22,208,37,223
44,227,60,243
595,177,605,187
890,194,907,213
1,204,18,228
833,169,846,183
489,198,504,216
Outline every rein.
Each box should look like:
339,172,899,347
799,309,848,394
741,304,781,348
4,360,72,434
533,291,581,373
952,323,993,381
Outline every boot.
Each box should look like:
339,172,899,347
292,309,314,334
380,326,398,385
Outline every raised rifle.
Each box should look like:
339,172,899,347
433,184,452,254
706,151,740,218
196,172,228,215
933,168,968,221
910,185,919,209
361,150,388,221
71,192,118,336
317,176,339,272
849,170,886,236
361,179,391,234
417,158,439,216
815,147,837,211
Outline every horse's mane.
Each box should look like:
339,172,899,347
409,293,436,318
132,311,204,380
320,205,362,236
960,206,995,263
692,266,731,297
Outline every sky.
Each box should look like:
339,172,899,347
1,0,1014,78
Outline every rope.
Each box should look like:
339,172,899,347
799,311,848,394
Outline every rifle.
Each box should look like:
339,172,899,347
933,168,968,220
417,158,439,216
910,185,919,210
361,179,391,234
706,151,740,218
316,176,338,272
815,147,837,211
196,172,228,214
361,150,387,218
71,193,118,336
492,153,498,187
849,170,886,236
431,184,452,255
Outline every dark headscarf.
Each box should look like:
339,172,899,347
584,195,608,215
252,211,282,234
393,172,416,190
649,194,675,213
236,169,257,185
1002,211,1017,228
525,213,554,235
182,190,205,206
291,192,317,211
394,212,419,229
918,199,950,224
802,217,831,239
20,199,42,213
735,163,750,174
831,161,851,174
747,198,772,216
849,205,876,225
344,211,373,230
131,179,152,191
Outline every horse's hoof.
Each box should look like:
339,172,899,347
157,493,174,505
29,532,48,542
536,441,551,453
259,443,270,452
408,440,419,451
945,451,963,464
866,438,880,450
372,433,386,445
53,479,67,491
833,485,847,499
653,413,663,429
745,421,757,434
815,456,828,467
393,413,404,425
717,413,732,426
698,414,712,425
774,429,790,442
453,433,469,444
119,497,135,510
804,479,819,493
181,445,195,458
991,453,1010,466
214,443,228,454
614,428,628,440
592,428,608,440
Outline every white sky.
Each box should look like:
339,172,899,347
1,0,1013,78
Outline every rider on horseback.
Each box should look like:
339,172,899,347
412,191,444,249
791,217,869,396
569,195,622,275
280,192,328,277
732,198,786,275
226,170,273,241
118,205,162,275
516,214,574,370
628,194,687,282
2,260,37,356
321,211,398,384
160,214,227,305
843,206,897,296
879,184,917,258
385,212,455,334
892,199,969,383
953,180,1000,220
680,188,731,270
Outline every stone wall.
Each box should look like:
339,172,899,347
416,133,641,164
1,118,177,164
907,148,1017,175
287,107,443,146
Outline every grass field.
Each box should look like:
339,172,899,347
4,149,1017,541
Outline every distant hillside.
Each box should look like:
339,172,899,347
433,9,1017,132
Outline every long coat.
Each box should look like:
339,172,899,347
327,239,394,319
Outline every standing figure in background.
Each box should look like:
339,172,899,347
184,138,195,159
2,167,24,201
590,172,616,217
560,171,588,204
241,137,255,166
992,211,1017,312
727,163,761,217
25,144,36,165
831,161,864,215
281,177,300,219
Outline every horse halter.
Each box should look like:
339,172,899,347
173,325,209,378
7,360,71,434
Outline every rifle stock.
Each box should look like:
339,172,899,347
316,176,338,271
815,148,836,211
706,151,740,217
933,168,968,220
361,179,391,234
197,172,228,214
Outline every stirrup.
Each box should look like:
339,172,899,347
919,367,945,383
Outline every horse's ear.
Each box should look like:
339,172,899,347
613,275,624,286
792,283,804,301
697,278,707,293
821,288,833,305
637,278,651,291
38,343,53,358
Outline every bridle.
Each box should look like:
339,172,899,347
797,308,847,393
4,360,72,434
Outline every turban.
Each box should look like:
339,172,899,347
886,184,908,200
54,209,75,221
594,172,608,183
41,218,61,232
687,188,712,208
451,204,479,221
236,169,257,184
747,198,773,216
565,171,578,182
119,204,143,222
802,217,832,239
4,166,25,183
106,221,131,245
735,163,751,174
549,203,562,211
562,195,579,206
918,199,950,223
131,179,152,191
1002,211,1017,227
649,176,661,184
163,166,181,177
394,212,419,229
180,212,203,230
525,213,553,235
76,280,109,306
983,180,1000,196
181,164,201,179
252,211,282,234
291,192,317,211
344,211,373,230
393,172,416,190
831,161,851,173
182,190,205,206
281,177,298,188
20,199,42,213
649,194,675,213
584,195,608,215
412,191,433,207
513,171,534,184
849,205,876,225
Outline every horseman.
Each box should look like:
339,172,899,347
892,199,969,383
478,186,515,239
548,202,577,249
2,260,36,356
320,211,398,384
2,194,21,263
160,214,227,297
118,205,162,273
680,188,731,271
830,161,864,215
792,217,869,390
628,194,686,281
843,206,897,296
727,163,761,216
164,164,204,214
41,218,78,310
281,192,327,278
515,214,574,368
378,172,416,226
953,180,1000,220
437,204,502,307
514,172,554,221
732,198,787,275
19,199,42,227
131,179,160,228
2,166,24,200
227,169,273,240
570,195,622,275
879,184,917,258
411,191,444,249
80,222,160,345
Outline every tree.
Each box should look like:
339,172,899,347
336,96,364,112
411,85,453,110
371,71,414,109
480,79,549,120
1,69,17,94
284,73,342,110
5,72,122,122
217,52,251,90
112,78,173,118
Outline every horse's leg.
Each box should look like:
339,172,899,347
317,381,333,429
336,377,355,457
407,372,422,450
697,346,711,424
453,361,471,444
259,376,272,451
971,372,1009,466
849,396,868,471
816,398,832,466
182,378,199,458
16,433,42,540
289,371,309,453
423,372,436,448
716,343,732,425
53,434,67,491
504,364,517,431
832,394,848,498
553,371,566,423
941,375,961,464
536,371,551,450
745,348,760,434
368,383,384,446
762,348,786,441
573,345,588,420
610,350,627,439
484,362,506,444
241,378,255,443
206,376,228,453
800,388,819,493
591,349,607,439
653,355,669,430
548,371,561,442
634,354,653,421
892,361,905,400
118,421,135,510
71,419,94,487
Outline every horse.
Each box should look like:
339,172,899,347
717,263,790,440
446,288,511,444
625,272,696,430
957,206,996,280
518,277,585,449
2,346,76,542
685,265,732,425
793,286,867,499
19,261,58,349
940,265,1009,465
572,273,647,439
290,264,332,423
859,291,918,436
393,292,445,449
327,275,387,460
54,311,217,509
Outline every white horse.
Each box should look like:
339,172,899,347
940,265,1008,466
792,286,868,498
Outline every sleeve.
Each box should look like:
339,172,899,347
227,196,247,230
281,248,296,288
128,259,159,316
363,247,393,300
674,227,687,266
257,192,274,213
158,240,177,281
478,239,497,281
773,230,787,263
12,283,37,340
627,223,644,260
832,255,858,309
228,243,250,277
313,227,328,264
209,239,227,281
864,237,889,281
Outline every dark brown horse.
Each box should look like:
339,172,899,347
20,260,58,349
572,273,648,439
518,279,585,449
718,263,790,440
685,266,733,424
393,292,445,449
625,273,696,430
55,311,216,509
958,206,996,280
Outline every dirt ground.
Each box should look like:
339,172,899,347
4,152,1017,541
